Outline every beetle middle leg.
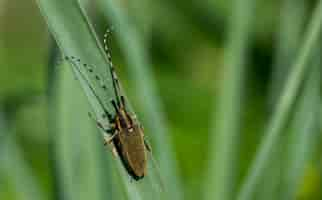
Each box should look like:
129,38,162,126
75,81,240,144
87,112,118,149
88,112,115,132
103,131,118,145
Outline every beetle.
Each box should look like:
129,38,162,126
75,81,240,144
65,29,150,180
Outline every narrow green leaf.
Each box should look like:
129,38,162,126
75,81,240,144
282,44,321,200
36,0,115,119
269,0,308,105
53,64,118,200
0,111,45,200
204,0,255,200
237,1,322,200
258,1,308,199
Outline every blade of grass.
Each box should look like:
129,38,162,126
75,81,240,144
258,1,308,199
237,1,322,200
36,0,116,116
0,110,45,200
320,102,322,133
204,0,255,200
282,44,321,200
53,63,118,200
95,0,184,199
269,0,308,106
36,1,117,199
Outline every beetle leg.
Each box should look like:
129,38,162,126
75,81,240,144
111,100,119,113
103,131,118,145
111,147,118,157
103,133,119,157
144,138,152,152
88,112,115,134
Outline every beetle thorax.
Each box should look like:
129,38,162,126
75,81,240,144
116,108,135,133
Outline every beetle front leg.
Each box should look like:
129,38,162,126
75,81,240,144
88,112,116,133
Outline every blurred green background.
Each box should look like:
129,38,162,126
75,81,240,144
0,0,321,200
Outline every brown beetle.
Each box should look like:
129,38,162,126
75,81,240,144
109,96,148,180
65,29,150,180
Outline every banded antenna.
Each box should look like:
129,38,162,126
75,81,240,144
103,28,124,108
65,56,113,122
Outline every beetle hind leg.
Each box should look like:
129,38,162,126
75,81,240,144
144,138,152,152
103,132,119,157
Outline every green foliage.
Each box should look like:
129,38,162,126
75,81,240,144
0,111,45,200
1,0,322,200
237,1,322,199
205,0,255,200
37,0,173,199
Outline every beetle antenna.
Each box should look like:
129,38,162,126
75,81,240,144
120,96,126,108
111,100,119,114
65,56,112,120
103,27,122,108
